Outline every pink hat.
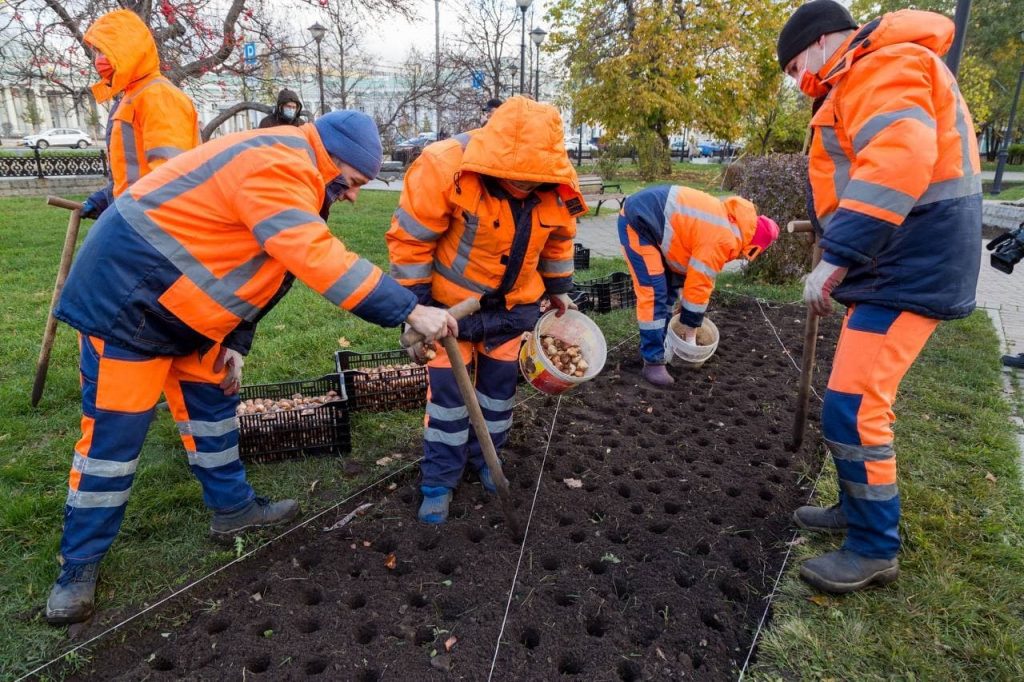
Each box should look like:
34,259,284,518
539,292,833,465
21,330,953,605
744,215,780,260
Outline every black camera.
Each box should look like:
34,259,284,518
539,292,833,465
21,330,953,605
987,221,1024,274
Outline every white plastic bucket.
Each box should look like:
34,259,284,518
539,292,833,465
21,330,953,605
519,310,607,395
665,314,719,367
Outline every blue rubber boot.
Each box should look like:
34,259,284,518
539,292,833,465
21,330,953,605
478,466,497,494
418,486,453,524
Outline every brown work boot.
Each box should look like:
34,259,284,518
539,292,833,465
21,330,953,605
800,549,899,594
793,503,847,533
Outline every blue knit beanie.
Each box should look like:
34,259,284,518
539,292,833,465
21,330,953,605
314,110,382,179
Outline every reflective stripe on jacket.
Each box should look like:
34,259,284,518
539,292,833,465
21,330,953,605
623,185,757,327
55,125,415,356
808,10,982,320
386,97,586,309
85,10,199,196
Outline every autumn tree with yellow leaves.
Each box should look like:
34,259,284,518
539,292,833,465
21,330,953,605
546,0,798,177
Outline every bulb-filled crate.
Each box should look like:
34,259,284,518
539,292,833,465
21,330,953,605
237,374,351,463
335,349,428,413
572,271,636,313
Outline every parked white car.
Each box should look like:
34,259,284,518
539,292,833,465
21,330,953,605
21,128,94,149
564,138,599,158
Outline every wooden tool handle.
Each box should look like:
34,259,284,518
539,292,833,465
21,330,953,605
32,204,83,406
400,297,481,348
787,220,814,234
789,244,824,451
47,196,83,211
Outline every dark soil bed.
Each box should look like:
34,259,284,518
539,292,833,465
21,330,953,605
63,297,840,681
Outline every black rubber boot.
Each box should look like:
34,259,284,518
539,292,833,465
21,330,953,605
45,561,99,625
799,549,899,594
209,496,300,542
793,503,847,533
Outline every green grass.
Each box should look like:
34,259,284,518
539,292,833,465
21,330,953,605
981,161,1024,172
1,192,1021,680
989,184,1024,201
751,311,1024,680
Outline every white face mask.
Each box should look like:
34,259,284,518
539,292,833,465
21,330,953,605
282,106,298,120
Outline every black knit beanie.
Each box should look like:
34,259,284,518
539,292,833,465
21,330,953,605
777,0,859,70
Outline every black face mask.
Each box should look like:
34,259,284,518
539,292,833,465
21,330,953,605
319,177,350,221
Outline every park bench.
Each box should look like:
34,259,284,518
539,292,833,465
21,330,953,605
578,174,627,216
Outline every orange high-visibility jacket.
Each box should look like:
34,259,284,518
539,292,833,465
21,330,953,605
809,9,982,319
386,97,586,309
85,10,199,196
54,124,416,356
623,185,758,326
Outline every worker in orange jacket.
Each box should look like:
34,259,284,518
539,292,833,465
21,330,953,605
778,0,982,593
619,185,779,386
79,9,200,219
44,111,456,625
387,96,586,524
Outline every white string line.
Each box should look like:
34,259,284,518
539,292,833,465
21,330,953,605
738,299,833,681
487,394,562,682
754,297,823,404
16,460,422,682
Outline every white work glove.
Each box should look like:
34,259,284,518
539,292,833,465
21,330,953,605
548,293,578,318
405,304,457,343
803,260,848,317
213,347,245,396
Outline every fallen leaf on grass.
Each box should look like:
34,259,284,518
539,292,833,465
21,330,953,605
444,636,457,652
375,456,393,467
273,324,286,331
786,536,809,547
387,482,398,491
806,594,833,607
384,552,397,570
985,472,998,483
308,479,319,494
337,336,352,347
563,478,583,489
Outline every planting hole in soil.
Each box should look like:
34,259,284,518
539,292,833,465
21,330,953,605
303,657,329,675
618,660,642,681
60,298,840,681
520,626,541,649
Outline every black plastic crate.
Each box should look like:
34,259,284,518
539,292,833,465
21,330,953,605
573,271,636,313
573,242,591,270
237,374,350,463
335,349,428,412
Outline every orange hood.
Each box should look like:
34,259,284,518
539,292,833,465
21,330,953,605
460,96,581,191
821,10,954,87
85,10,162,103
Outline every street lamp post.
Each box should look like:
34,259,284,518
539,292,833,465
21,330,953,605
434,0,442,137
515,0,533,95
530,27,546,100
308,22,327,118
992,29,1024,196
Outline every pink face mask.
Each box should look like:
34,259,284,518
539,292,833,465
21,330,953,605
744,215,780,261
